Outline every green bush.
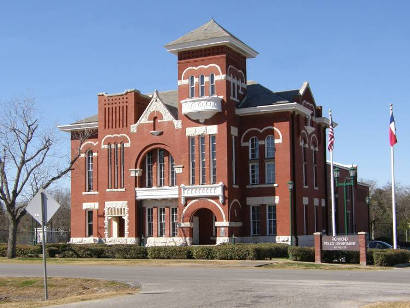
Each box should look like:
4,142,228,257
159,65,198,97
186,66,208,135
253,243,289,259
214,244,257,260
0,244,7,257
288,246,314,262
191,246,216,259
106,245,147,259
373,250,410,266
322,250,360,264
147,246,192,259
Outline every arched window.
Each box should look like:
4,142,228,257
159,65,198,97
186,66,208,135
209,73,215,96
312,139,318,189
249,137,259,185
189,75,195,98
265,135,275,158
302,138,308,187
199,75,205,97
249,137,259,159
86,150,93,191
107,144,112,189
265,135,275,184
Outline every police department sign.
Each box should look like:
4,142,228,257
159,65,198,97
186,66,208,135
322,235,359,251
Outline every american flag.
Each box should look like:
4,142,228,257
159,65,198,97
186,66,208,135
328,112,335,151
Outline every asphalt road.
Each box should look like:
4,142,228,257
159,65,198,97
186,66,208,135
0,263,409,308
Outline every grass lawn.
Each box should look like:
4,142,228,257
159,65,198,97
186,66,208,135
0,277,138,307
0,257,390,270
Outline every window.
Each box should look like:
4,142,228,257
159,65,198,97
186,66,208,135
249,163,259,185
158,149,165,187
171,208,177,237
146,152,153,187
107,144,112,189
189,137,196,185
265,162,275,184
232,136,236,185
230,75,234,98
249,137,259,185
146,208,153,237
209,73,215,96
114,143,118,188
210,135,216,184
251,206,260,236
265,135,275,158
322,204,326,232
170,155,176,186
199,75,205,97
267,205,277,235
249,137,259,159
313,146,318,189
234,77,238,99
87,210,93,237
302,140,308,187
158,208,166,237
200,136,206,184
86,150,93,191
304,202,308,235
120,143,124,188
189,75,195,98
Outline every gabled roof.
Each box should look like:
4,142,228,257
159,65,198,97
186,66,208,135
165,19,258,58
151,90,178,119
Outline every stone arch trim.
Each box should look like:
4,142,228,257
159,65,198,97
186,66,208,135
80,141,98,151
300,130,309,147
240,126,282,146
310,134,318,150
181,64,223,81
181,198,226,223
134,143,176,170
229,199,241,221
101,134,131,149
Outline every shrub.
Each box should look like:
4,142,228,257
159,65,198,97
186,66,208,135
373,250,410,266
191,246,216,260
106,245,147,259
0,244,7,257
214,244,257,260
288,246,314,262
322,250,360,264
147,246,192,259
253,243,289,259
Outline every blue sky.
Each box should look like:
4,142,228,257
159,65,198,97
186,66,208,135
1,1,409,187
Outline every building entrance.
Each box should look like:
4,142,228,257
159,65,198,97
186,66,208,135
192,208,216,245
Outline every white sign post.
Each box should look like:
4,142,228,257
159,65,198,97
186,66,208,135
26,189,61,301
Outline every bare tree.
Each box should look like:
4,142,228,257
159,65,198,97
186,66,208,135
0,98,90,258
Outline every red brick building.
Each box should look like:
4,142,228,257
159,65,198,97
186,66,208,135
59,20,369,246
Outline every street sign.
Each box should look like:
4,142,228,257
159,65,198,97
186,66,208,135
25,189,62,301
26,190,61,225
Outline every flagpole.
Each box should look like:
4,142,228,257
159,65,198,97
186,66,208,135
390,104,397,249
329,110,337,236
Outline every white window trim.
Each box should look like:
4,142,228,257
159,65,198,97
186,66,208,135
189,75,195,98
265,161,275,184
266,205,277,236
209,73,215,96
146,207,153,237
158,207,166,237
189,137,195,185
170,207,178,237
264,135,275,159
250,205,261,236
200,136,206,185
199,74,205,97
249,162,259,185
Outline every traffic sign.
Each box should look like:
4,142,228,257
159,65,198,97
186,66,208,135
26,190,61,225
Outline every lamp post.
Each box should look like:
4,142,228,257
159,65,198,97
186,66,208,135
288,181,294,246
334,166,357,235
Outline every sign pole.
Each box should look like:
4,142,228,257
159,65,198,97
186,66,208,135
40,190,48,300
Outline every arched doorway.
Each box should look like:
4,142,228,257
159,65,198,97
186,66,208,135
192,208,216,245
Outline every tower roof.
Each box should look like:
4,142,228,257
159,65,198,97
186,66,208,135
165,19,258,58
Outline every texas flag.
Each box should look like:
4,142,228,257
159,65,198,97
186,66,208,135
389,104,397,146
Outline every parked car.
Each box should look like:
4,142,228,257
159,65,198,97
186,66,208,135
368,240,393,249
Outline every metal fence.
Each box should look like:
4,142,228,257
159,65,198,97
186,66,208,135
0,230,70,245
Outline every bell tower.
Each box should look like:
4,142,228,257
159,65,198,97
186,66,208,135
165,19,258,125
